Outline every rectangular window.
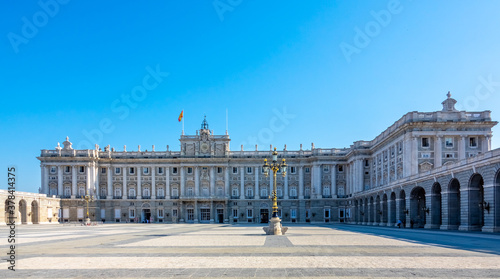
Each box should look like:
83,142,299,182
291,209,297,219
143,167,149,174
101,168,106,174
421,153,431,158
114,209,121,219
338,165,344,172
323,166,329,172
217,167,223,174
65,166,71,173
324,209,330,219
305,167,310,173
365,160,369,167
79,166,85,173
187,167,193,174
172,167,178,174
422,137,430,148
158,209,164,218
158,167,163,174
187,209,194,221
445,137,454,148
115,167,121,174
50,166,56,173
200,209,210,221
232,209,238,219
290,167,296,174
129,209,135,218
247,167,252,174
469,137,477,147
129,167,135,174
247,209,253,218
232,167,238,174
445,153,454,158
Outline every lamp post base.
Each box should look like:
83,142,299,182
263,217,288,235
85,218,91,226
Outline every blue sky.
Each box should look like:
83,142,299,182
1,1,499,193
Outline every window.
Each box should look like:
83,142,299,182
445,137,454,148
323,187,330,196
157,188,164,197
305,167,310,173
50,166,56,173
365,160,369,167
277,187,282,197
129,188,136,197
129,209,135,218
79,187,85,196
445,153,454,158
172,167,178,174
143,188,150,197
338,165,344,172
101,168,106,174
290,187,297,197
202,187,209,197
158,167,163,174
469,153,477,157
232,209,238,218
79,166,85,173
324,209,330,219
187,209,194,221
422,137,430,148
217,167,223,174
247,209,253,218
217,187,223,196
232,167,238,174
172,188,179,197
115,167,121,174
64,187,71,196
200,209,210,221
291,209,297,219
114,188,121,197
260,188,267,197
323,166,329,172
187,187,194,196
143,167,149,174
421,153,431,158
187,167,193,174
232,188,238,197
158,209,164,218
247,167,253,174
290,167,296,174
129,167,135,174
246,188,253,197
469,137,477,147
65,166,70,173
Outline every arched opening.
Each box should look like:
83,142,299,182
382,194,388,225
19,200,27,224
495,170,500,229
363,198,371,223
469,173,485,229
399,190,406,227
31,200,39,224
369,196,374,224
410,186,426,228
375,195,381,224
448,178,461,229
390,192,397,225
431,183,442,227
4,199,11,225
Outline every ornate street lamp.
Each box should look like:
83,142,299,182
262,147,288,235
81,190,94,225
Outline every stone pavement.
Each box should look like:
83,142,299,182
1,223,500,278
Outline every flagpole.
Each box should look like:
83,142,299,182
182,109,185,135
225,108,228,135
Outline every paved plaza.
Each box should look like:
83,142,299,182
1,223,500,278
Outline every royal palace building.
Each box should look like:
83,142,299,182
3,93,500,232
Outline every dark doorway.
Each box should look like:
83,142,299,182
142,209,151,223
260,209,269,223
217,208,224,224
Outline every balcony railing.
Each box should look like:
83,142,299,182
231,196,240,199
157,196,165,199
304,195,310,199
62,195,71,199
260,196,268,199
322,195,332,198
113,196,122,199
171,196,179,199
127,196,137,199
337,195,349,199
245,196,254,199
142,196,151,199
289,196,298,199
99,195,107,200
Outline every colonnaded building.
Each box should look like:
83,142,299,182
2,93,500,232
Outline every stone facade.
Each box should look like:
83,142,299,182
1,190,61,225
5,94,498,231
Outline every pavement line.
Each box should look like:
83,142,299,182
3,256,500,270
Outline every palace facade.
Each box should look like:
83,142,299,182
3,94,500,232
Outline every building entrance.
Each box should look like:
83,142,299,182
260,209,269,223
217,209,224,223
142,209,151,223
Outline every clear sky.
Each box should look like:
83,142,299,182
1,1,500,193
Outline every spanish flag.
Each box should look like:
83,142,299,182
178,110,184,122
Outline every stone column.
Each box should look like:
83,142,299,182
312,164,321,198
57,165,63,196
180,166,185,197
166,167,170,199
122,167,127,199
458,187,471,231
482,136,490,153
254,166,259,198
210,167,215,196
94,164,99,197
86,165,91,195
72,165,77,198
458,136,466,160
375,155,379,187
395,198,401,224
107,167,112,199
284,169,289,199
387,198,394,227
224,167,229,197
151,167,156,199
405,197,411,228
240,167,244,199
299,166,304,199
195,166,200,197
331,164,337,198
137,166,142,199
424,193,433,229
440,190,450,230
411,137,418,176
435,136,443,168
210,201,214,223
40,164,46,194
194,201,199,223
